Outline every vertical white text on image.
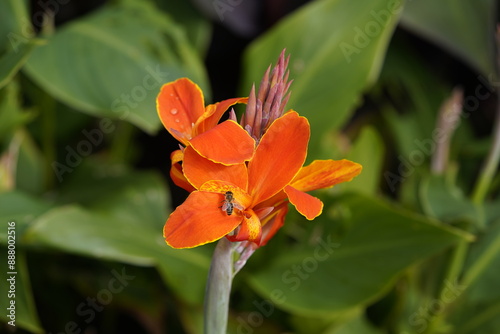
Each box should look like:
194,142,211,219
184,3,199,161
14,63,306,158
6,221,17,327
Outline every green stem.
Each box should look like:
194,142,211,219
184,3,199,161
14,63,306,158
457,301,500,334
422,241,469,334
471,85,500,204
461,230,500,288
204,238,234,334
472,26,500,203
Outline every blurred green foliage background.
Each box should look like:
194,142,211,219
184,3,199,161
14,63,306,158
0,0,499,333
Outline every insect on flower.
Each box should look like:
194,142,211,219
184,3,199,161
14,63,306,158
220,191,244,216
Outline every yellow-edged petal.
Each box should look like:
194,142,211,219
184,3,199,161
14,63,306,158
183,146,248,190
157,78,205,145
169,149,195,192
190,120,255,165
284,185,323,220
196,97,248,135
164,191,242,248
248,111,309,205
291,159,362,192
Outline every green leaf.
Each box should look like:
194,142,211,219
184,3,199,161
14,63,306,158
419,173,478,223
248,193,473,316
153,0,212,55
25,206,209,305
0,251,43,333
24,1,209,134
0,39,41,89
55,161,169,229
324,314,384,334
341,126,384,195
0,190,52,244
241,0,403,160
24,168,210,305
400,0,496,76
0,0,32,53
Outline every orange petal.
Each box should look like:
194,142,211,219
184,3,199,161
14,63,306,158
200,180,252,209
157,78,205,145
164,191,243,248
248,111,310,204
169,150,195,192
259,204,288,246
291,159,363,192
190,120,255,165
226,209,262,243
170,162,196,192
196,97,248,134
183,146,248,190
170,149,184,165
284,185,323,220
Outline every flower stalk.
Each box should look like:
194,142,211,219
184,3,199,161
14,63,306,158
431,87,463,174
204,238,235,334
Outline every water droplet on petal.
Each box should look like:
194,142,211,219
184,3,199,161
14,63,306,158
175,119,180,123
170,108,178,115
169,93,174,97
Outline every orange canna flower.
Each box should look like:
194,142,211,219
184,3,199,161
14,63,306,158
162,111,362,248
157,78,247,191
158,51,361,250
157,78,247,146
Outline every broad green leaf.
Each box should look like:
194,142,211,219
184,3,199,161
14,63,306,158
0,251,43,333
0,190,52,244
0,0,32,53
341,126,384,195
289,308,362,334
153,0,212,55
241,0,403,160
419,173,478,224
54,160,169,229
60,165,170,231
0,39,41,89
24,1,209,134
324,315,384,334
25,206,209,305
400,0,496,76
248,193,473,316
86,174,169,231
24,169,210,305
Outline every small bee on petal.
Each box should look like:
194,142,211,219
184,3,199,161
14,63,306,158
220,191,244,216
